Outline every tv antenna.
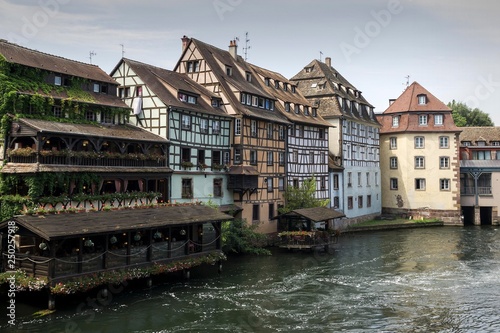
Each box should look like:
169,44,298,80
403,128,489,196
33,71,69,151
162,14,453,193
89,51,96,64
120,44,125,58
243,32,251,61
320,51,323,62
403,75,410,89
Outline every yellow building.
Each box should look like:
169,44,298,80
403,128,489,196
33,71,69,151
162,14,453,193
376,82,462,224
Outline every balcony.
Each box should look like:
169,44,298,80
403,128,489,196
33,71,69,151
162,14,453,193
7,149,167,168
461,186,492,196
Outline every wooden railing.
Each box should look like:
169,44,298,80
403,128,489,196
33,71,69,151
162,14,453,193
8,155,167,167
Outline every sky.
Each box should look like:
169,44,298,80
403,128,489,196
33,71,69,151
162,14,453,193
1,0,500,125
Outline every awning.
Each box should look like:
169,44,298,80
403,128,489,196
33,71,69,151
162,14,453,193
272,207,345,222
0,205,233,241
227,165,259,175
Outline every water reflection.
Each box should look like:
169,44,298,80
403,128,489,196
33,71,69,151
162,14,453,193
2,227,500,332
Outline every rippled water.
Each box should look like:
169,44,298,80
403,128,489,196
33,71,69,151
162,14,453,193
2,226,500,332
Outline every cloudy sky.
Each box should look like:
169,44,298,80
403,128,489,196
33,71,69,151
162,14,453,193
1,0,499,124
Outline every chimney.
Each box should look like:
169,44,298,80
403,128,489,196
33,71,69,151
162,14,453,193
229,39,238,60
325,57,331,68
181,35,190,52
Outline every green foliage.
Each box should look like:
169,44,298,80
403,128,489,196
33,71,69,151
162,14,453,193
222,219,271,256
448,100,494,127
278,177,329,214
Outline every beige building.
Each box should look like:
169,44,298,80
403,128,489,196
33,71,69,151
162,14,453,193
376,82,462,224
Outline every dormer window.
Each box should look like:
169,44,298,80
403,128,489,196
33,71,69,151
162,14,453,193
418,114,428,126
275,80,280,89
312,108,317,117
246,72,252,82
283,83,288,91
291,85,296,93
462,141,471,146
294,104,300,114
477,141,486,146
434,114,443,125
93,83,100,93
304,106,309,116
265,78,270,86
392,116,400,127
418,94,427,105
285,102,290,112
187,96,197,104
54,75,62,86
226,65,232,76
305,66,313,73
178,92,197,104
211,98,220,107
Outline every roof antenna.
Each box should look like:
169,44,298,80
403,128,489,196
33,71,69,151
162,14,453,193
320,51,323,62
89,51,96,64
243,32,251,61
403,75,410,90
120,44,125,58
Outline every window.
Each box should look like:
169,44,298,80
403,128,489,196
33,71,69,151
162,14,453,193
269,203,274,220
320,176,326,190
418,115,428,125
267,151,273,165
440,178,450,191
226,66,232,76
85,111,95,121
252,96,258,107
251,120,257,137
267,177,273,192
294,104,300,114
312,108,317,117
435,114,443,125
440,156,450,169
53,106,62,118
333,196,340,209
304,106,309,115
318,128,324,139
245,72,252,82
93,83,100,93
200,119,208,133
292,151,298,163
187,95,197,104
472,150,491,160
279,152,284,165
347,196,353,210
358,196,363,208
181,148,191,163
211,98,220,107
267,123,273,139
415,136,425,148
250,150,257,165
367,195,371,208
213,178,223,197
187,60,200,73
439,136,449,148
333,175,339,190
477,141,486,146
235,118,241,135
265,78,270,86
390,157,398,169
390,178,398,190
54,75,62,86
197,150,205,165
182,179,193,198
136,86,142,97
462,141,471,147
415,178,426,190
392,116,400,127
357,172,362,187
390,137,397,149
213,151,221,165
347,172,352,187
252,204,259,222
212,120,220,134
274,81,280,89
279,126,285,140
234,148,242,164
283,83,288,91
102,112,113,124
295,125,302,137
258,97,265,108
285,102,290,112
366,172,370,186
224,151,230,164
415,156,425,169
309,152,314,163
418,94,427,105
182,115,191,130
375,172,379,186
278,177,285,191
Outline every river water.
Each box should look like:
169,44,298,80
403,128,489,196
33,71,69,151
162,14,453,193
2,226,500,332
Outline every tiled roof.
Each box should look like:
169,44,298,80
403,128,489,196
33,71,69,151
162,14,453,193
459,127,500,144
383,81,451,114
249,63,331,127
118,58,231,118
0,39,116,84
377,82,460,133
290,59,378,125
0,163,173,174
17,118,169,143
460,160,500,169
179,38,291,125
17,90,129,109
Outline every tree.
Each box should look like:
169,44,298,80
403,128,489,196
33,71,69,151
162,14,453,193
221,219,271,256
278,177,330,214
448,100,494,127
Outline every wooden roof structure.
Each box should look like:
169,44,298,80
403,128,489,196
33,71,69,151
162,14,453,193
0,205,234,241
274,207,345,222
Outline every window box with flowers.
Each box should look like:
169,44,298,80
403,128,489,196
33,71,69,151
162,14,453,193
181,161,194,169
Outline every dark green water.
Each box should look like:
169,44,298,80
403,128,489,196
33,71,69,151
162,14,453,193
2,227,500,332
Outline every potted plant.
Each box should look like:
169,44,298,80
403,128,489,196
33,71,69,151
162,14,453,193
181,161,194,169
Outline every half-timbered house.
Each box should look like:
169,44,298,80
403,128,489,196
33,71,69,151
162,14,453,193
111,58,233,206
291,57,381,223
249,64,331,201
174,37,291,233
